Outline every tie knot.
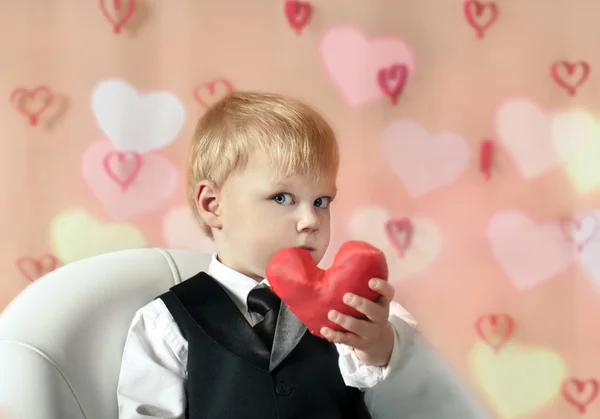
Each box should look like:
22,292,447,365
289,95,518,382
247,286,281,317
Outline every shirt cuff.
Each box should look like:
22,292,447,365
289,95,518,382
336,301,417,389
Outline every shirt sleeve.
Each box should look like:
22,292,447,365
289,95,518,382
117,299,189,419
336,301,417,389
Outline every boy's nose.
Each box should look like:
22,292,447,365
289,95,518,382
296,207,319,232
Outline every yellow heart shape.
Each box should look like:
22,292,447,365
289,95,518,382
468,341,567,419
51,208,146,264
559,110,600,194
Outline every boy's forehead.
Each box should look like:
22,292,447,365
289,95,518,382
269,174,337,194
244,150,337,191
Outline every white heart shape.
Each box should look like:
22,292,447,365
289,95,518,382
382,120,471,198
486,210,574,290
91,79,186,153
347,205,442,282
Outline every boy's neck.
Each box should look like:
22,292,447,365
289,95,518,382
215,253,262,282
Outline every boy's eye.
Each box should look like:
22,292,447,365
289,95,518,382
273,193,293,205
314,197,331,209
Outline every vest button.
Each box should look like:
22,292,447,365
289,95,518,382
275,383,292,396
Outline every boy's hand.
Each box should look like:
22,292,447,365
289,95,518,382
320,278,395,367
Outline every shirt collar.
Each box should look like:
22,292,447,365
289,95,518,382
207,253,270,312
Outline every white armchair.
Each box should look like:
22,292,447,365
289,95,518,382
0,248,490,419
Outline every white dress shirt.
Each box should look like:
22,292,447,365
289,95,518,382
117,253,417,419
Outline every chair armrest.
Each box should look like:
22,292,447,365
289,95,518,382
0,341,86,419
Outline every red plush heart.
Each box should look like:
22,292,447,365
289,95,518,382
266,240,388,339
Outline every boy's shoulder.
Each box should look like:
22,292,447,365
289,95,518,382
165,270,212,294
131,271,210,327
133,270,211,321
149,270,214,308
132,297,170,324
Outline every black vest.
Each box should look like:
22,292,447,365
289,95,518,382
158,271,372,419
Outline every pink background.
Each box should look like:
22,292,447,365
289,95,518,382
1,0,600,418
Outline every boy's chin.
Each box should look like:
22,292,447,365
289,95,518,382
312,253,324,265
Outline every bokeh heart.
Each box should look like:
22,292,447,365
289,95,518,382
82,141,179,221
382,119,471,198
91,79,185,153
494,98,592,180
486,210,574,290
320,26,415,107
50,208,146,264
348,205,442,282
469,340,567,418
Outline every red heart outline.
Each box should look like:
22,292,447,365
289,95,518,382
550,60,590,96
16,254,59,282
284,1,312,35
479,139,494,180
377,64,408,105
102,151,143,191
561,378,599,414
10,86,54,126
474,314,514,351
385,218,413,258
193,79,234,108
463,0,499,39
99,0,136,34
559,215,599,252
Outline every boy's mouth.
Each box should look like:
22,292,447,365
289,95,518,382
297,246,316,252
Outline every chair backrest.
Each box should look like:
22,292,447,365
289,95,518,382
0,247,491,419
0,248,211,419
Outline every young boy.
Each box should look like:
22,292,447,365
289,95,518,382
116,92,417,419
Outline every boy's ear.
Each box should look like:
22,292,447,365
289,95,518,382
196,180,223,230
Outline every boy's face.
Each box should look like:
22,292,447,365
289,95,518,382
214,150,336,280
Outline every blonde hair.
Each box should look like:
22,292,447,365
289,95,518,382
187,91,339,237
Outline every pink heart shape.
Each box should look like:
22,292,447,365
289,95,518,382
320,26,415,107
382,120,471,198
487,210,574,290
82,141,179,221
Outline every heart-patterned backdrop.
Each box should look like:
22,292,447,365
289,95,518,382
1,0,599,418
